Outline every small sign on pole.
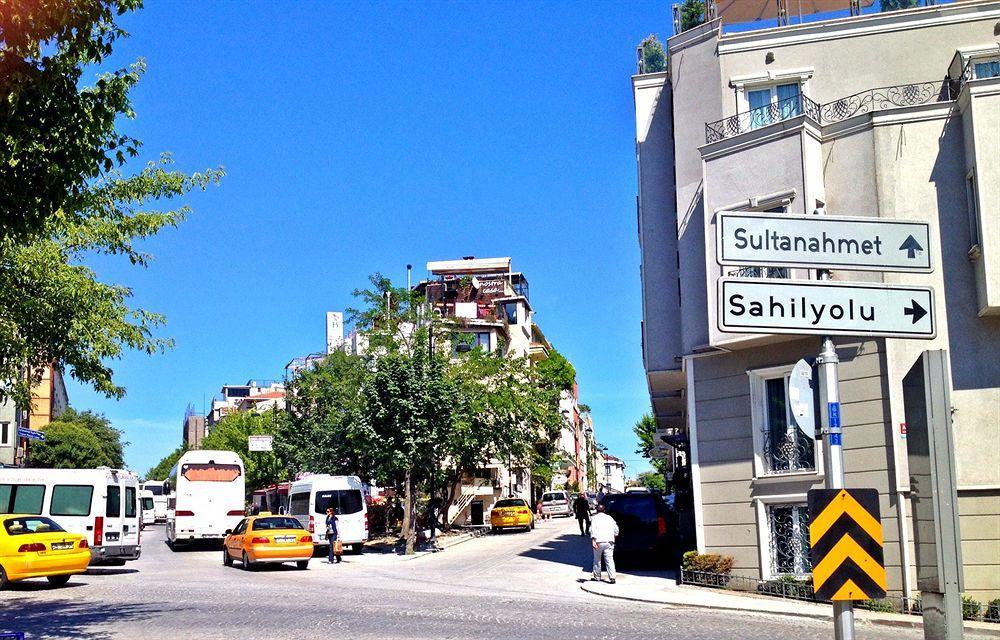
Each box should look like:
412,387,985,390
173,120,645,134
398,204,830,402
17,426,45,442
248,435,273,452
808,488,887,601
789,359,815,439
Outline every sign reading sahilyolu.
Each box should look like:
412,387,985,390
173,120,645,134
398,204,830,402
718,279,935,339
717,212,932,272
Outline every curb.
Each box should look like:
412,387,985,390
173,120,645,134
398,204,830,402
579,583,1000,637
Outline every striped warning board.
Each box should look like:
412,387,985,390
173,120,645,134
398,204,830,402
808,488,887,601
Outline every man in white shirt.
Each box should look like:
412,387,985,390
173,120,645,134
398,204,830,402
590,503,619,583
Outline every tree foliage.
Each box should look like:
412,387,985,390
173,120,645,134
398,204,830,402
145,443,186,481
633,412,670,477
27,407,126,468
639,34,666,73
535,348,575,392
679,0,706,32
201,409,287,496
633,470,667,493
0,1,224,409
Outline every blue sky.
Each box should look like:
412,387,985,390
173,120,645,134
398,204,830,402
67,2,674,477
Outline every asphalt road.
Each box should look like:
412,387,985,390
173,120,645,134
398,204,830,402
1,518,933,640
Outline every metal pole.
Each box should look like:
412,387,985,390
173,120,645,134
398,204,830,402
817,269,855,640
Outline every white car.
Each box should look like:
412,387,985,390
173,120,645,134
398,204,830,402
540,491,572,517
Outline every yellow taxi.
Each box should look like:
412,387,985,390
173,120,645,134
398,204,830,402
490,498,535,533
0,515,91,589
223,514,314,570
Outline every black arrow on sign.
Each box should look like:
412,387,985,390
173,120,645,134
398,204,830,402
899,235,923,259
904,299,927,324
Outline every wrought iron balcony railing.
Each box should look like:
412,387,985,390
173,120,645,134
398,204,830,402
705,79,955,144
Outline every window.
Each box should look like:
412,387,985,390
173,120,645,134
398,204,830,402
146,484,164,496
0,484,45,515
141,497,155,511
251,516,303,531
452,331,491,355
50,485,93,516
181,463,242,482
4,516,65,536
748,83,801,129
974,59,1000,80
767,504,812,576
125,486,137,518
289,492,310,516
106,485,121,518
502,302,519,324
729,266,790,279
315,489,363,515
232,518,248,535
967,170,982,255
750,367,817,477
0,422,9,447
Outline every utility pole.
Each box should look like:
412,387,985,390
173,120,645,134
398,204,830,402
817,267,854,640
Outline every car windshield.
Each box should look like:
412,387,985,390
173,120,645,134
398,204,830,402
141,498,155,509
542,493,565,502
4,516,65,536
494,499,526,508
315,489,363,515
252,517,303,531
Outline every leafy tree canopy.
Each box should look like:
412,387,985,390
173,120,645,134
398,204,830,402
680,0,705,32
633,470,667,493
48,407,126,468
201,409,287,495
536,348,576,392
633,412,670,477
639,34,666,73
145,443,186,481
28,421,115,468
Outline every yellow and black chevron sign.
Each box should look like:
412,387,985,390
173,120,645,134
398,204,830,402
807,488,887,601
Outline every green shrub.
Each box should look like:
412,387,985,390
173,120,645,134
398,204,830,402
859,599,897,613
986,598,1000,622
962,595,982,620
638,35,665,74
681,551,734,574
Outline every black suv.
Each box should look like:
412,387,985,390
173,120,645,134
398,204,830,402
599,492,676,567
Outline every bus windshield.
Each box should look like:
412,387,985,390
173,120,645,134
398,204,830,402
181,463,242,482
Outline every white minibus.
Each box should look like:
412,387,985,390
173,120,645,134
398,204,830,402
165,450,245,547
0,467,142,565
139,489,155,528
288,475,368,554
141,480,169,523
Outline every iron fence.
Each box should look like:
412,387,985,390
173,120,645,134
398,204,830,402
680,569,1000,623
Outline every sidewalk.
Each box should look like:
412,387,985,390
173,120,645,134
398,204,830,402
580,571,1000,638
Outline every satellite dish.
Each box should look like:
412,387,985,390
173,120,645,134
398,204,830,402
789,359,816,438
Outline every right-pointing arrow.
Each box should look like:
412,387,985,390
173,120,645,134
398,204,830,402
903,299,927,324
899,235,923,259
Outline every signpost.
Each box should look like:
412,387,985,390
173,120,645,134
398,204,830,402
717,212,932,272
718,279,935,338
248,435,273,452
716,211,939,640
17,426,45,442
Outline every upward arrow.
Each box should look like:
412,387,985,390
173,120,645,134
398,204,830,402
899,235,923,259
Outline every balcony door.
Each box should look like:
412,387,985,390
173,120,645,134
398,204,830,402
747,83,802,130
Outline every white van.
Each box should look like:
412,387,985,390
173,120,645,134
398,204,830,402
139,489,155,528
165,450,245,547
288,475,368,553
141,480,169,523
0,467,142,565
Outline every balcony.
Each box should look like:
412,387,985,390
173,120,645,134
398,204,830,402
705,80,955,143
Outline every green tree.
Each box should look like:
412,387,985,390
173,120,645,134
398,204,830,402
201,409,287,497
146,443,187,481
680,0,706,32
0,0,224,409
638,34,666,73
44,407,126,468
634,470,667,492
880,0,919,11
28,421,116,468
536,348,576,392
633,413,670,477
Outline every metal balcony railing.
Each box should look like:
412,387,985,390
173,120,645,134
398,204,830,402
705,79,955,143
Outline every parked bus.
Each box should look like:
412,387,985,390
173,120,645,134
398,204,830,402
165,450,245,547
140,480,169,523
288,474,368,554
0,467,141,565
139,489,155,528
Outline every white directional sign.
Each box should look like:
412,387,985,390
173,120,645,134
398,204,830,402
248,435,273,452
717,212,932,273
718,279,935,338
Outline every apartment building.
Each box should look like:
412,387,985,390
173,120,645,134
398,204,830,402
207,379,286,433
0,364,69,466
634,1,1000,601
599,453,627,494
181,405,206,449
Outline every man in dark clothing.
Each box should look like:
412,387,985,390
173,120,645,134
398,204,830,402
573,494,591,536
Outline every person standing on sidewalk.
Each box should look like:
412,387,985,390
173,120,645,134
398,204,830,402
590,503,618,584
573,493,591,536
325,507,342,564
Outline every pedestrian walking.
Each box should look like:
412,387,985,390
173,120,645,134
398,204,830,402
573,493,591,536
536,499,547,521
325,507,342,564
590,503,618,584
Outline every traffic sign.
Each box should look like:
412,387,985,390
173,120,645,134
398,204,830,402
716,212,932,273
718,278,935,338
808,488,887,601
789,359,815,439
248,435,273,452
17,427,45,442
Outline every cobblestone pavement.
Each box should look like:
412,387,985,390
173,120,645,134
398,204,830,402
1,518,931,639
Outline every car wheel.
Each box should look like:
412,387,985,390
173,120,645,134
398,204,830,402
351,544,364,555
242,551,254,571
0,565,8,590
46,575,71,587
222,548,233,567
296,560,309,570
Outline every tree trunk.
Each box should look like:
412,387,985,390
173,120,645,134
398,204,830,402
440,475,461,532
402,468,416,555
